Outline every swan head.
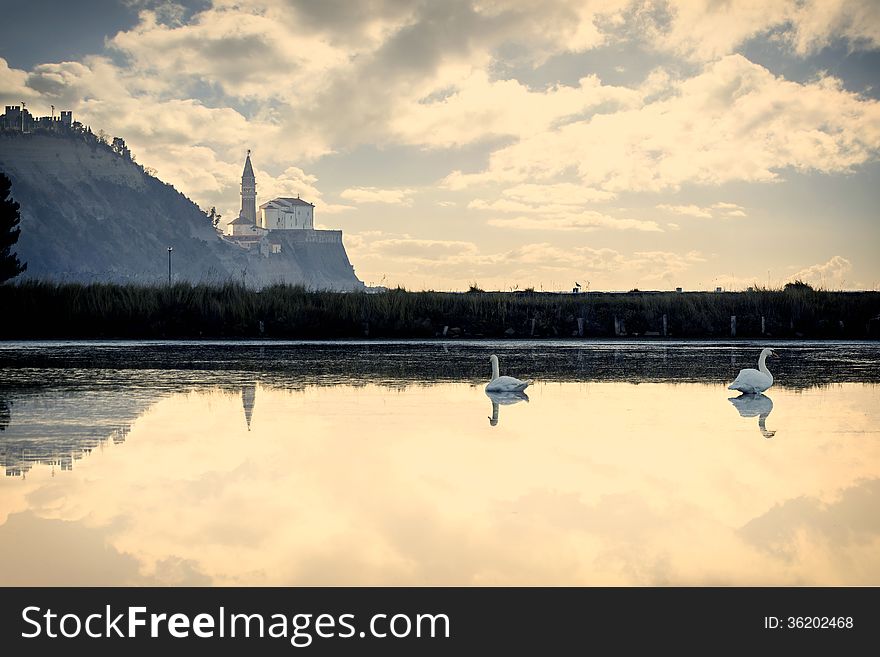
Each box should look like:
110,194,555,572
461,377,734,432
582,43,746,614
489,354,498,365
760,348,777,359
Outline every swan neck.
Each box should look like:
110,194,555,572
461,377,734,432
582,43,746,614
491,359,499,380
758,352,770,375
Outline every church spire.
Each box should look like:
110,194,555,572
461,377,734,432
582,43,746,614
242,149,255,179
241,150,256,224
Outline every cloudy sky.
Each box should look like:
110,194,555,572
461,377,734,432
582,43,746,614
2,0,879,291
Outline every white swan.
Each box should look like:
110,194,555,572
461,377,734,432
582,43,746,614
486,354,532,392
728,348,776,394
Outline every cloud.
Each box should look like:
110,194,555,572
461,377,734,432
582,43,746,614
345,232,701,289
789,256,853,289
656,204,713,218
448,55,880,193
656,202,747,219
609,0,880,62
367,238,480,259
340,187,416,205
739,478,880,560
501,183,616,204
470,185,659,232
712,202,747,218
486,214,662,232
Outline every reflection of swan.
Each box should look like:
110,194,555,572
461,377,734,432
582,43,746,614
486,390,529,426
728,348,776,394
729,393,776,439
486,354,532,392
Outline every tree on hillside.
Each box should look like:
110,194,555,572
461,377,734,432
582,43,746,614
206,206,222,229
0,172,27,283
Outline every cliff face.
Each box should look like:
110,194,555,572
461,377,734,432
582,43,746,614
0,132,363,289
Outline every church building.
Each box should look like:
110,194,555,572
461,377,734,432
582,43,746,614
260,197,315,230
222,151,348,258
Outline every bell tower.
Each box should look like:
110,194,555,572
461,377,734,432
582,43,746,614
241,149,257,225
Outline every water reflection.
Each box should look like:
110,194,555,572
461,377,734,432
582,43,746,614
242,383,256,431
0,389,151,477
0,397,9,432
485,390,529,426
729,394,776,439
0,342,878,586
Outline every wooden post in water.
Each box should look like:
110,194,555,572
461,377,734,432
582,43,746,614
577,317,584,337
761,315,766,335
730,315,737,337
530,317,536,336
442,325,449,337
662,314,668,337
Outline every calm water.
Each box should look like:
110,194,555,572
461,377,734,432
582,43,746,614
1,340,878,585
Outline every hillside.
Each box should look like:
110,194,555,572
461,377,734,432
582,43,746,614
0,132,363,289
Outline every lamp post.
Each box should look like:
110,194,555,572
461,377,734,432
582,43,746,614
167,247,173,285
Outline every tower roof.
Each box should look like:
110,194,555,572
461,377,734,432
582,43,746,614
229,212,253,225
242,150,255,180
259,197,315,209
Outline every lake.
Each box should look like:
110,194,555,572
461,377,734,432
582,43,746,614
1,340,879,585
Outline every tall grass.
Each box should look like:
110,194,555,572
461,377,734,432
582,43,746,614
1,281,878,339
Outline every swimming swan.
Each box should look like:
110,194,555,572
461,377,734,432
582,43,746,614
486,354,533,392
728,348,776,394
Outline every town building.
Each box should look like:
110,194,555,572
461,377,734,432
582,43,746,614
222,151,347,258
260,197,314,230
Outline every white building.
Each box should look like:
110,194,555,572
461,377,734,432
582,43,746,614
225,211,269,253
260,197,315,230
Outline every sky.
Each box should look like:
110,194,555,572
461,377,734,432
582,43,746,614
1,0,878,291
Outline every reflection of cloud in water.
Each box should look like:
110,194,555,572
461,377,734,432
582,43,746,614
729,394,776,439
1,380,878,585
0,511,210,585
486,390,528,426
739,478,880,560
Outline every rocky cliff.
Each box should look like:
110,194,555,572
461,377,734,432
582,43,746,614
0,132,363,289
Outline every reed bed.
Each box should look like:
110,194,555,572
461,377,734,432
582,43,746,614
1,281,878,339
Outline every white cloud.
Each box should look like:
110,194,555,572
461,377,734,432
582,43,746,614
790,256,853,289
339,187,416,205
345,232,702,289
502,183,616,204
712,202,747,217
368,238,480,259
656,202,748,219
469,185,658,232
486,214,662,232
610,0,880,62
448,56,880,193
656,204,713,218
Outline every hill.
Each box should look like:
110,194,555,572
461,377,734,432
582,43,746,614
0,131,363,289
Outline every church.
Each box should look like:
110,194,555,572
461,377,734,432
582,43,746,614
223,151,329,256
